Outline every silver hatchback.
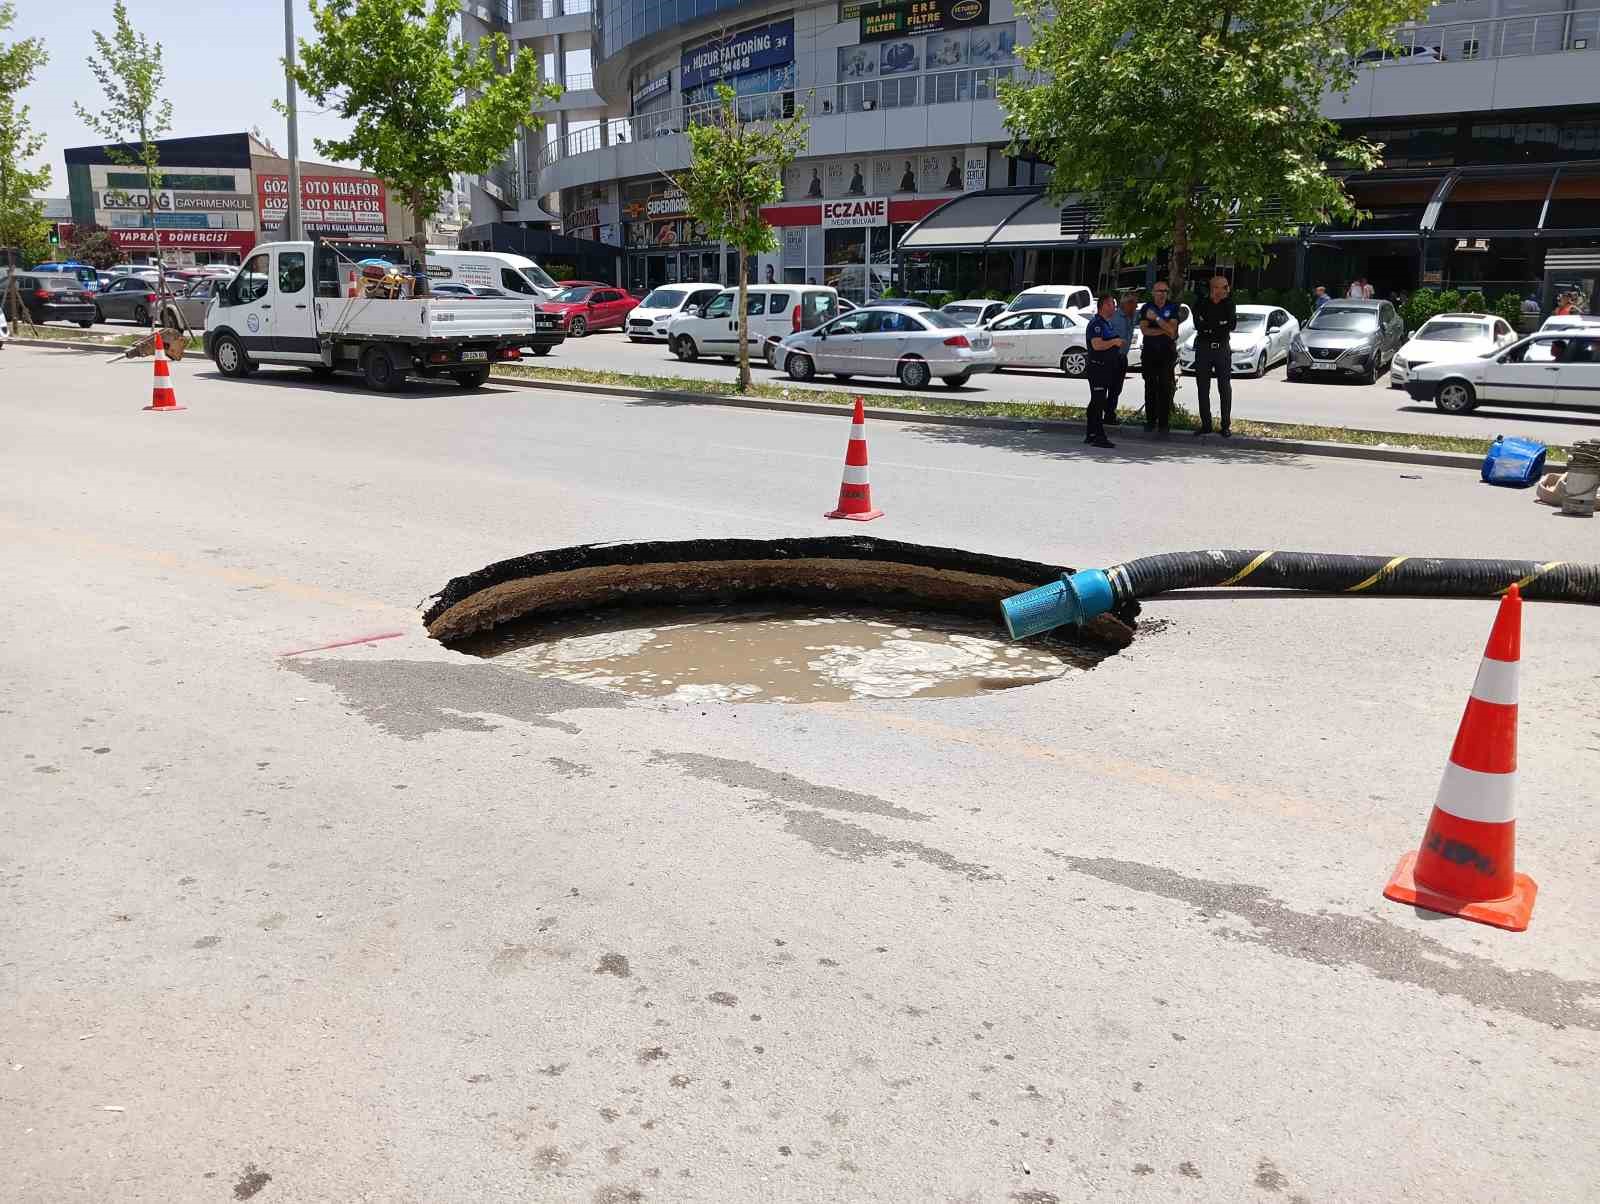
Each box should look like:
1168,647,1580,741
1287,299,1407,384
774,305,996,389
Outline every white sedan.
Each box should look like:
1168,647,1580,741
1404,330,1600,414
985,308,1092,376
1179,304,1299,377
1390,312,1519,387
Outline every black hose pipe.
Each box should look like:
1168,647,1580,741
1002,551,1600,638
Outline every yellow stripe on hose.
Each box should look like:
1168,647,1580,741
1218,551,1275,587
1505,561,1565,594
1347,556,1408,592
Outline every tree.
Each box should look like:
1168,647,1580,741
0,0,49,326
287,0,557,291
74,1,173,290
65,225,122,268
672,83,808,391
999,0,1428,291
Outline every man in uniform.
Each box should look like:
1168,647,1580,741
1191,274,1238,436
1083,294,1126,449
1105,292,1140,425
1139,281,1180,434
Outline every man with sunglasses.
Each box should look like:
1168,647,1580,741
1138,282,1180,434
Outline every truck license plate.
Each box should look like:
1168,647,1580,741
462,350,488,362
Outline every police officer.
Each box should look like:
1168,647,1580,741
1083,293,1125,449
1191,274,1237,436
1138,281,1180,434
1106,292,1140,424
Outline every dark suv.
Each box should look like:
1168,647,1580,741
1286,299,1407,385
2,272,98,328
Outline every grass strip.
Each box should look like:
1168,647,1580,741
496,362,1566,463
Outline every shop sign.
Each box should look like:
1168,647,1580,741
963,147,987,192
645,190,688,218
861,0,990,42
99,189,254,212
633,72,671,109
681,19,794,89
783,226,808,267
257,173,388,233
569,206,601,230
108,228,257,252
823,197,888,229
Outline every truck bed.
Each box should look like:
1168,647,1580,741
314,296,535,342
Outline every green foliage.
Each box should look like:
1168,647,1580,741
0,0,50,316
1456,290,1486,314
65,225,122,268
1000,0,1427,286
289,0,557,259
1281,288,1313,323
1400,288,1444,332
674,82,808,389
542,263,575,281
1494,291,1525,325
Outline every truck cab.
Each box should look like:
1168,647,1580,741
205,238,536,390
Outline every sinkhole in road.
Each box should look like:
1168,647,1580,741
422,536,1135,705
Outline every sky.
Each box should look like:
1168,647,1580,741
13,0,357,185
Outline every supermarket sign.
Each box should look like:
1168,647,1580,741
256,173,388,234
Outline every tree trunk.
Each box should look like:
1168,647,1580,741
1167,197,1191,302
736,245,750,393
411,190,431,298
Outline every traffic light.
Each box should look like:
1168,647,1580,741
47,226,59,247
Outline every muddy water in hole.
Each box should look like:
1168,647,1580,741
459,605,1084,703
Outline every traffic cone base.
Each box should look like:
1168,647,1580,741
1383,850,1537,932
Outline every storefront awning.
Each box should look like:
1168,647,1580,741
896,189,1043,251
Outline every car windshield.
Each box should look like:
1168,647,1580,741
641,288,687,308
521,262,557,290
1011,293,1064,310
919,310,964,330
1309,308,1379,332
1234,314,1267,332
552,286,594,302
1416,320,1490,342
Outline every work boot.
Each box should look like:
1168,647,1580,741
1089,435,1116,449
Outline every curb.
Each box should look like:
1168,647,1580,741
10,336,135,355
489,370,1490,472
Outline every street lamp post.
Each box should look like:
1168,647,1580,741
284,0,304,241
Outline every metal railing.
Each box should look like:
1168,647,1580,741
563,71,594,91
1385,8,1599,61
517,0,590,19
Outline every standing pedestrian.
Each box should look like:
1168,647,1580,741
1083,293,1125,449
1105,292,1140,426
1313,285,1330,311
1362,278,1376,300
1191,274,1238,437
1138,281,1180,435
1347,277,1365,300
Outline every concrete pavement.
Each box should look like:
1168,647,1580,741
3,344,1598,1203
562,328,1600,445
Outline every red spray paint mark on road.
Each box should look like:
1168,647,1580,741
278,630,406,658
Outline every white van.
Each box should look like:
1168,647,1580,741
667,284,841,363
426,249,560,299
626,282,725,342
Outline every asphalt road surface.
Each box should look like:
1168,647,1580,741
4,344,1598,1202
557,327,1600,446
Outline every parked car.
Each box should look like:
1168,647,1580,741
1005,284,1095,316
626,282,724,342
95,274,171,326
1405,330,1600,414
469,286,515,298
942,299,1007,327
1389,313,1519,387
864,297,932,309
1286,299,1406,383
667,284,841,363
107,263,160,282
1179,303,1301,378
985,308,1091,376
537,284,638,336
773,305,996,389
158,275,225,333
429,282,478,298
32,261,103,294
1539,313,1600,333
2,271,98,327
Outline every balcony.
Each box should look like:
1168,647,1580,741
1329,9,1600,119
512,0,591,37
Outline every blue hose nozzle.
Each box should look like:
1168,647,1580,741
1001,569,1114,639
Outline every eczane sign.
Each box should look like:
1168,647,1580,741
822,197,888,228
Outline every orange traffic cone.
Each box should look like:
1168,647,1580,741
1383,585,1536,930
825,396,883,521
143,330,185,412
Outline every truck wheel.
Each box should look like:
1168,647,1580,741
455,366,492,389
212,333,250,378
363,347,404,392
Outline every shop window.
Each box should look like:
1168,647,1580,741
825,227,867,266
1544,171,1600,229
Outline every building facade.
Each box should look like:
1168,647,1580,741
463,0,1600,302
63,133,412,267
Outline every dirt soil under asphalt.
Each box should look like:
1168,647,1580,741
3,344,1598,1202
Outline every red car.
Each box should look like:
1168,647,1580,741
538,283,638,337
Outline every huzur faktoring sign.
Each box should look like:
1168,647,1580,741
680,19,795,89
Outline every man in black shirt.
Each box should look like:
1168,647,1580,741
1191,274,1237,436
